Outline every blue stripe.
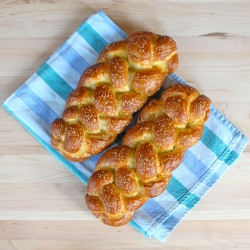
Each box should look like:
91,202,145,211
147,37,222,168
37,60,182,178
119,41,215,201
204,172,220,188
225,150,240,165
161,214,180,231
142,199,168,219
77,22,108,54
2,103,89,185
15,84,58,126
183,150,209,179
36,63,73,101
97,10,127,39
89,152,104,165
57,42,89,75
201,126,240,165
201,126,229,158
183,193,200,209
166,176,190,202
210,105,237,134
129,220,148,237
219,148,239,165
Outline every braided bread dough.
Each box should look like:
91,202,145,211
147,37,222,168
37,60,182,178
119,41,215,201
85,83,211,226
50,31,178,162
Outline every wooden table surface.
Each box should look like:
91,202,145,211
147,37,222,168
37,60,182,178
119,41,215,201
1,1,250,249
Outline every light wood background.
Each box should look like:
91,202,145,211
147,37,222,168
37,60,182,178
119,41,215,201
1,1,250,249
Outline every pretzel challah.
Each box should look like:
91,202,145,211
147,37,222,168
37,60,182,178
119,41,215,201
85,83,211,226
50,31,178,162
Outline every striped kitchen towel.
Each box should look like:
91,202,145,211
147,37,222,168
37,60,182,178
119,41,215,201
2,10,248,242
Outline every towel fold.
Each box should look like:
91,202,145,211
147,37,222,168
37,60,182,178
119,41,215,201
2,10,248,242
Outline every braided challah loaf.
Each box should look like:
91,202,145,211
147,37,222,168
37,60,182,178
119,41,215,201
85,83,211,226
50,31,178,162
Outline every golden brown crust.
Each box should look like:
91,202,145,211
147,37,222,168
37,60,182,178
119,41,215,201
136,142,157,182
115,167,138,195
97,41,127,63
79,105,99,132
123,195,148,212
50,118,67,138
109,57,128,90
63,124,84,153
77,63,106,89
107,117,131,134
189,95,211,121
86,83,211,226
84,133,114,155
100,183,122,214
50,31,178,162
128,35,152,68
94,84,117,117
121,123,153,149
118,92,148,114
98,211,134,227
161,83,199,102
131,69,167,95
66,87,93,108
154,35,177,61
159,149,185,174
143,178,170,198
136,99,165,123
165,95,189,126
153,115,175,150
87,169,114,195
85,194,105,211
95,146,134,170
168,53,179,74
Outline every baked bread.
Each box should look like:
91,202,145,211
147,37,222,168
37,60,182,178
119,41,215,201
50,31,178,162
85,83,211,226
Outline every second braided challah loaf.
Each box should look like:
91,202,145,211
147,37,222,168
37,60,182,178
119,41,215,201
85,83,211,226
50,31,178,162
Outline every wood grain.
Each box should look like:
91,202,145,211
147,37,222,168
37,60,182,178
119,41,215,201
0,1,250,249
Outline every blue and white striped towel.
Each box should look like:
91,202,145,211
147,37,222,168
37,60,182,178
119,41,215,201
2,10,248,242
